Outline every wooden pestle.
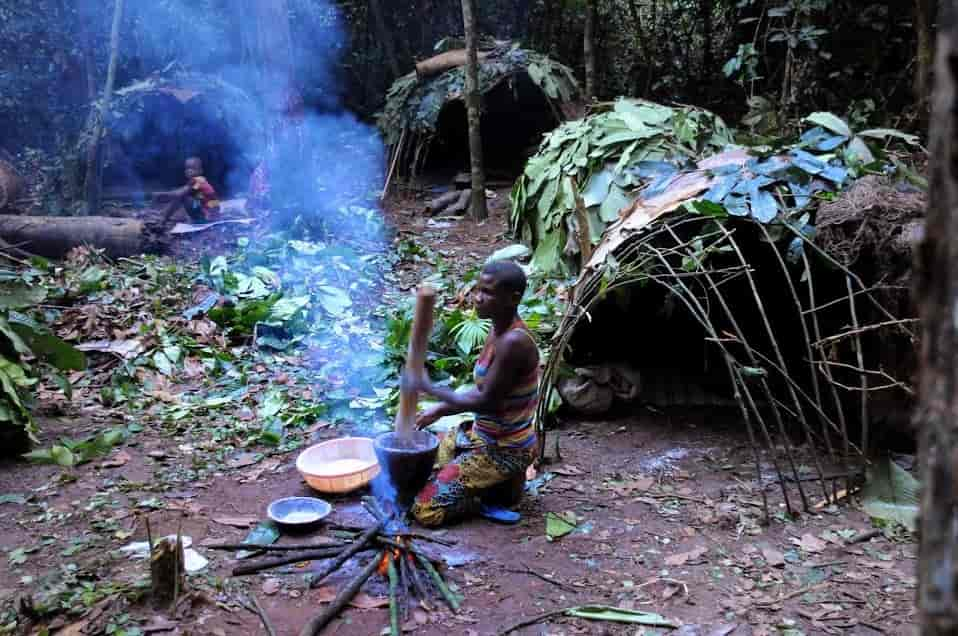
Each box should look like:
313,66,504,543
394,285,437,437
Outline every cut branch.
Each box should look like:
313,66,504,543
298,553,382,636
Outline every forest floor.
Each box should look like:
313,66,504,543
0,187,917,636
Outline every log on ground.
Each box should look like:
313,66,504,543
0,215,158,259
415,50,489,79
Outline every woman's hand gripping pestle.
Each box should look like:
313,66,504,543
394,285,436,439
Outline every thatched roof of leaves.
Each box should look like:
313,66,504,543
511,101,921,276
76,69,264,157
375,42,578,174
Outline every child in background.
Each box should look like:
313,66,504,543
155,157,221,226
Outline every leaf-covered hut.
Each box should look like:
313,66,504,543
376,41,579,179
515,100,923,515
70,69,264,201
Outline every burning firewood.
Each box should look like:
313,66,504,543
306,520,384,588
298,554,382,636
288,497,462,635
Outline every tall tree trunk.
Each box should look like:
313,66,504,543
583,0,597,99
83,0,124,216
918,2,958,633
368,0,403,80
915,0,936,109
460,0,487,220
700,0,714,101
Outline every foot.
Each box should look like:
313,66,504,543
479,503,520,524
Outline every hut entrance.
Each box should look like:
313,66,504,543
564,283,738,413
427,74,560,180
102,91,254,200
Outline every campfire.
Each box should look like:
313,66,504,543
209,285,450,634
213,495,459,636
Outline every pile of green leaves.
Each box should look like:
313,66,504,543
512,101,922,274
0,275,85,444
511,99,734,273
376,40,579,147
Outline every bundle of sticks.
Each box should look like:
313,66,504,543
207,497,460,636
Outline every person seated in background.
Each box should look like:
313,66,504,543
155,157,221,226
406,260,539,527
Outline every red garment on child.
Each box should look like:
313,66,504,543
189,176,221,221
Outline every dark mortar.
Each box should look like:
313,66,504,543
373,430,439,511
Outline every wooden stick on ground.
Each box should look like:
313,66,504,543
298,553,383,636
497,608,568,635
327,522,457,547
205,542,350,552
382,127,406,201
232,547,355,577
397,551,412,621
405,553,429,600
387,555,401,636
307,521,384,589
414,553,460,612
240,594,277,636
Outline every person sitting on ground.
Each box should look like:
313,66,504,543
155,157,221,226
406,260,540,527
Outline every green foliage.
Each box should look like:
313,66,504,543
22,429,125,467
512,99,733,273
514,101,921,275
0,281,85,443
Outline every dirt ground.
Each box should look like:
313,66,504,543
0,189,918,636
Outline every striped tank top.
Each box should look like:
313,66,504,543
473,319,539,449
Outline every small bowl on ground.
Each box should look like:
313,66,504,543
267,496,332,527
296,436,381,494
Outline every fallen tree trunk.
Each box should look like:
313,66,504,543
0,215,153,259
444,189,472,215
415,49,489,79
424,190,461,216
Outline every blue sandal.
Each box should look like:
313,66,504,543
479,503,521,524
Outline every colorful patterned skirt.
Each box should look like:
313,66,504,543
411,423,535,527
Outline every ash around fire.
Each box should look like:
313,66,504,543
639,447,691,474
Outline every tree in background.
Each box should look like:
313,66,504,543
917,1,958,633
583,0,597,100
82,0,124,216
461,0,488,220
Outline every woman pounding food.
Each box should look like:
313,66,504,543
405,260,539,527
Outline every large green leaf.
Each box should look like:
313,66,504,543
0,285,46,310
861,457,919,531
0,355,33,410
858,128,921,145
545,511,577,540
805,112,852,137
0,316,30,358
581,169,614,208
268,295,310,323
9,322,85,371
486,244,531,264
450,314,491,355
530,229,562,274
598,184,632,223
316,286,352,317
565,606,676,627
